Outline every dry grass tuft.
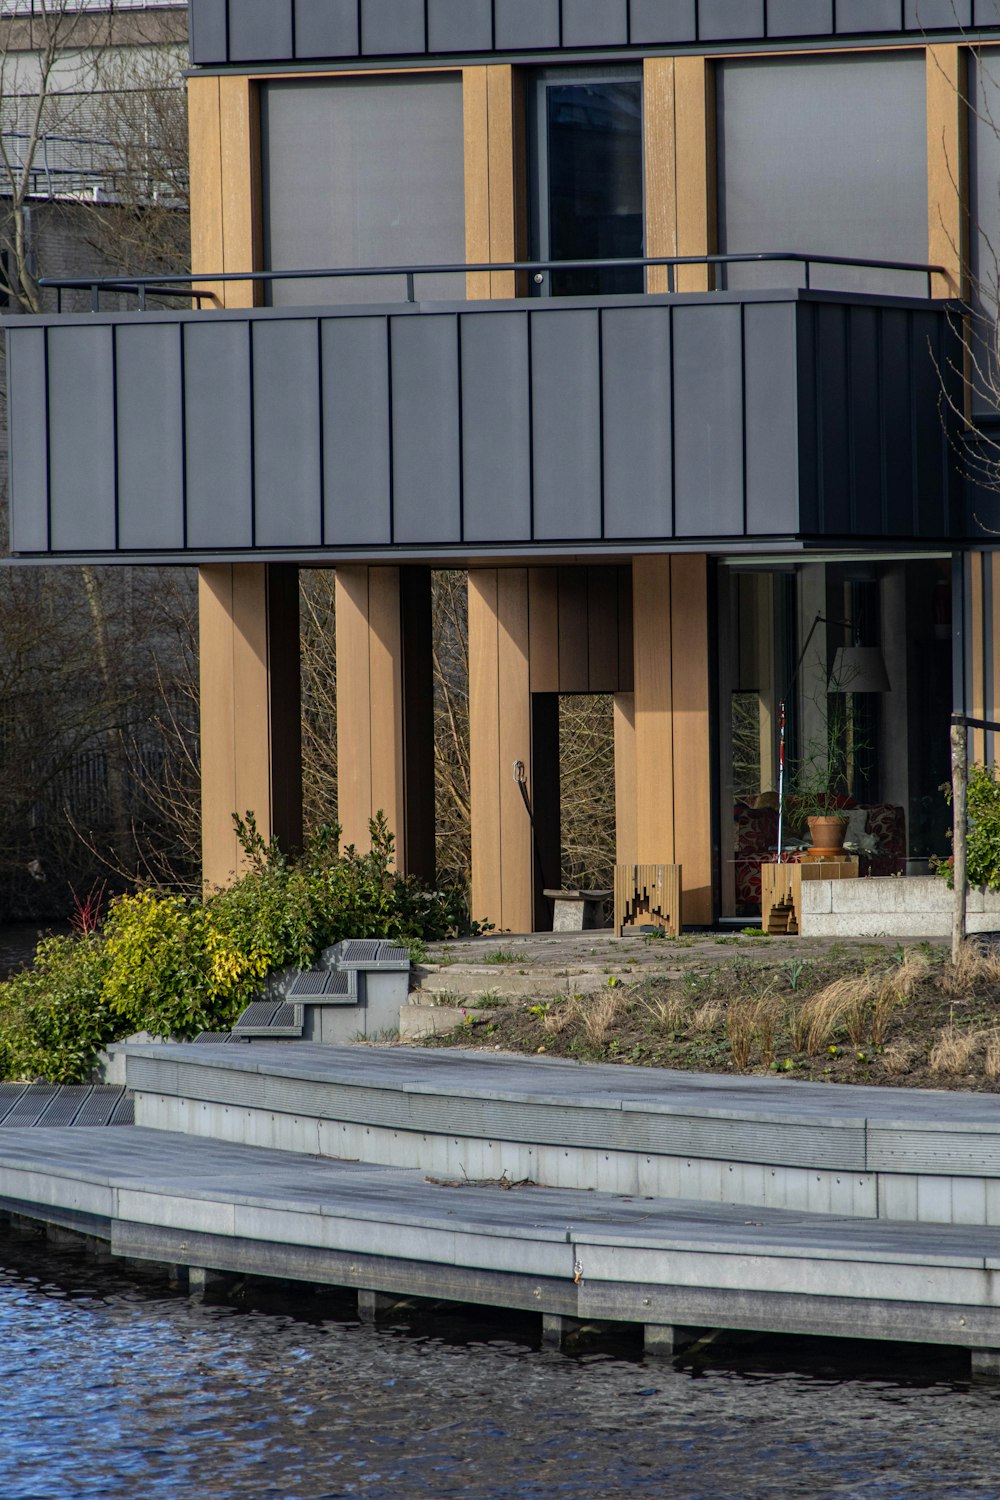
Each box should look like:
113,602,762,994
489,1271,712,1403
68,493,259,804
541,1002,573,1037
986,1031,1000,1080
928,1024,983,1075
580,990,628,1049
691,1000,724,1035
792,975,872,1054
725,990,782,1072
893,948,933,1000
643,992,689,1034
882,1039,921,1076
941,941,1000,996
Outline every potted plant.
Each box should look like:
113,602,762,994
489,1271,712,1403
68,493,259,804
783,712,855,856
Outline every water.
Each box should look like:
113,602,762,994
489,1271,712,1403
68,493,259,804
1,1225,999,1500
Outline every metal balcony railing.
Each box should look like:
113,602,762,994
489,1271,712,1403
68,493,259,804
39,251,947,313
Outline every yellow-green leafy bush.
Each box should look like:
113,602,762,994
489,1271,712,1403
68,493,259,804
0,814,483,1082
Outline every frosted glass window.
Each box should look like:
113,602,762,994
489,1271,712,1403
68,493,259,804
262,75,465,306
717,54,928,296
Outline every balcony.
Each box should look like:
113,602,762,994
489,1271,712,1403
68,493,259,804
4,255,964,562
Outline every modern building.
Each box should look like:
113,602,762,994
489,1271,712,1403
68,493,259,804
6,0,1000,928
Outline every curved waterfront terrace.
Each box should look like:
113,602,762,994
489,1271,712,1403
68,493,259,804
5,1043,1000,1371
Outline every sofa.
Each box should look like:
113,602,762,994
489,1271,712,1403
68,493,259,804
733,799,906,913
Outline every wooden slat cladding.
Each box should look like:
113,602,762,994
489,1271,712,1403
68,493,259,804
633,554,713,926
463,65,526,300
470,565,633,933
188,73,261,309
926,44,969,300
525,568,634,694
199,564,302,891
335,566,435,876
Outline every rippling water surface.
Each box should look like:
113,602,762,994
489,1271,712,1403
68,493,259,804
1,1225,999,1500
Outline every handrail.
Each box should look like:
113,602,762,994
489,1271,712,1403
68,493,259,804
39,251,947,312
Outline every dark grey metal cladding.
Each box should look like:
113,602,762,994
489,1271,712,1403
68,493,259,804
531,309,602,541
461,311,532,542
794,298,961,541
671,300,745,537
494,0,561,49
47,324,116,552
835,0,903,30
904,0,972,27
184,319,253,549
294,0,360,58
428,0,494,53
116,322,185,550
228,0,292,62
601,305,673,539
361,0,427,57
6,290,960,558
766,0,833,37
252,319,322,547
390,314,462,544
561,0,629,46
700,0,765,40
630,0,697,42
188,0,996,68
322,316,392,546
7,328,48,553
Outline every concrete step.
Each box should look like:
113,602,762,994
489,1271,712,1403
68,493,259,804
411,962,651,1000
116,1040,1000,1230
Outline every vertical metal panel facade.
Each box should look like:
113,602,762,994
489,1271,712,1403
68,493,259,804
189,0,993,66
115,324,185,551
5,291,961,558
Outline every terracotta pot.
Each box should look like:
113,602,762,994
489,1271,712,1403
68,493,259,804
806,814,848,857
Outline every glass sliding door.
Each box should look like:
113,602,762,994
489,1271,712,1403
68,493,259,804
530,68,644,297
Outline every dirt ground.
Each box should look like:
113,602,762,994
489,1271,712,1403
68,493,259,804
415,936,1000,1092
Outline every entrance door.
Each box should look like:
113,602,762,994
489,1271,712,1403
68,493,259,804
529,68,645,297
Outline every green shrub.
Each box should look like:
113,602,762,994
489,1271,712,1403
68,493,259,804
0,935,113,1084
0,812,484,1083
936,762,1000,891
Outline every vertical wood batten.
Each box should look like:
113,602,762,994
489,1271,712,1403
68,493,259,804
633,556,675,864
199,564,302,890
926,43,968,301
469,570,504,926
334,566,433,874
614,692,637,865
188,75,225,307
463,67,492,300
643,57,677,294
673,56,716,293
670,554,713,925
633,555,713,926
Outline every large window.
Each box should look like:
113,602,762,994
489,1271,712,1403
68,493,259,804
262,74,466,306
717,53,928,295
529,68,644,297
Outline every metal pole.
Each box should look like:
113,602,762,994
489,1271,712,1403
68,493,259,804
951,719,968,964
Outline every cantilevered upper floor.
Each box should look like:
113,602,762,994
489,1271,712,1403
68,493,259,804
4,266,966,562
188,0,1000,68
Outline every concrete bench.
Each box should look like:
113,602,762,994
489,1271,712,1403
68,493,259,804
543,889,612,931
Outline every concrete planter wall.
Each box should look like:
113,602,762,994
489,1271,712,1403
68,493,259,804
800,875,1000,937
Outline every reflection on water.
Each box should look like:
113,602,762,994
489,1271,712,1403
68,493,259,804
0,1222,997,1500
